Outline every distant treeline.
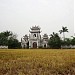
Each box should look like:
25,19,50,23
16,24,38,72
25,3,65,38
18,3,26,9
0,26,75,49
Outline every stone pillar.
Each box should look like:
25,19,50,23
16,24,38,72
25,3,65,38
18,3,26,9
29,34,31,48
37,41,38,48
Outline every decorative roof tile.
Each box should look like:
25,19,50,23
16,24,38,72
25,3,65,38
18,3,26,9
30,26,40,30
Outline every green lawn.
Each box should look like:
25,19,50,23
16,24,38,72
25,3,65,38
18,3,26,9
0,49,75,75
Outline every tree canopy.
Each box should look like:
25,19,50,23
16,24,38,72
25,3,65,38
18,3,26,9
59,26,68,40
48,32,61,49
0,31,21,49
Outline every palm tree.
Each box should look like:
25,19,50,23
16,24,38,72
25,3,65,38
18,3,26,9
59,26,68,41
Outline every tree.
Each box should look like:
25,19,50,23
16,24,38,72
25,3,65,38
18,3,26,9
59,26,68,41
48,32,61,49
0,31,12,45
61,38,71,46
71,37,75,45
8,37,21,49
0,31,21,49
7,32,21,49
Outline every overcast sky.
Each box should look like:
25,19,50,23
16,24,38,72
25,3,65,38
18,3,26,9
0,0,74,41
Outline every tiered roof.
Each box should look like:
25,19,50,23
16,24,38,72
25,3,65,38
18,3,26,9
43,34,48,39
30,26,41,33
23,35,28,39
30,26,40,30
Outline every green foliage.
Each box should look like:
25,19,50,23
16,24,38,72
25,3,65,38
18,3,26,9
0,31,21,49
0,31,11,45
59,26,68,34
8,38,21,49
48,32,61,49
59,26,68,40
61,38,71,46
71,37,75,45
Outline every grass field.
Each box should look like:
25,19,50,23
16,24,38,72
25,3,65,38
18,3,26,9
0,49,75,75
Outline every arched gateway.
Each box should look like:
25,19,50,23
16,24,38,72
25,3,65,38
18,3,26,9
33,42,37,48
21,26,48,49
29,26,41,48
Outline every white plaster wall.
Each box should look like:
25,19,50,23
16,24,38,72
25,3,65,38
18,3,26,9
29,32,41,48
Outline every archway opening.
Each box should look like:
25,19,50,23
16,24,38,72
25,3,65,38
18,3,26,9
44,44,46,48
33,42,37,48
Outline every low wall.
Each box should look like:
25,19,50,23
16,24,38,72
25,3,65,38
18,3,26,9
0,46,8,49
61,45,75,49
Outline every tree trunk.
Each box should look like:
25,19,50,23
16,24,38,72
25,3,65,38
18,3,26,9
63,32,65,41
